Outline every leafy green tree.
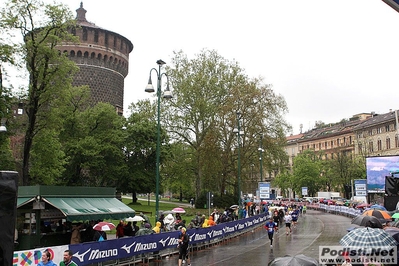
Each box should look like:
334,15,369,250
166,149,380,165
58,102,126,186
0,0,78,185
162,141,196,202
120,100,170,203
165,49,290,201
292,150,324,196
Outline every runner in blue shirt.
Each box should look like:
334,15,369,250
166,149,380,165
291,208,299,227
264,217,278,248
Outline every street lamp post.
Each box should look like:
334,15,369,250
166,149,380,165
145,59,172,223
258,135,264,182
233,111,243,206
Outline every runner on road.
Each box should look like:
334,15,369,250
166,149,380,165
264,217,278,248
284,212,292,235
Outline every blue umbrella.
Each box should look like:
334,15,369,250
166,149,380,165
369,204,387,211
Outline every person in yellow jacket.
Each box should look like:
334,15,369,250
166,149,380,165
152,221,162,233
202,218,209,228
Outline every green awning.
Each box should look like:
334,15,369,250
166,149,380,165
17,197,35,208
42,197,135,221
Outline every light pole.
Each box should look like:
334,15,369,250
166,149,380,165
145,59,172,223
258,135,264,182
233,111,243,206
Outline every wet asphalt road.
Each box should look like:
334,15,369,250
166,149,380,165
149,209,352,266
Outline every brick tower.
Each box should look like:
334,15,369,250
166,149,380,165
60,2,133,115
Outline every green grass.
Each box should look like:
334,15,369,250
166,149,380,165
122,198,199,225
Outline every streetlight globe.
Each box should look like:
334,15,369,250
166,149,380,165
233,128,239,134
0,125,6,132
163,87,173,99
145,76,155,93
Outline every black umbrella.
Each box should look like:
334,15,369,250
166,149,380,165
351,215,383,228
268,254,319,266
384,227,399,243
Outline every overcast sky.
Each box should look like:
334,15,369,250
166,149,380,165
8,0,399,135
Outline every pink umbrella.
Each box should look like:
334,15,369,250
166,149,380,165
172,207,186,213
93,222,116,231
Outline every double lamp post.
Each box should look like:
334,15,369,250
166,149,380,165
145,60,172,222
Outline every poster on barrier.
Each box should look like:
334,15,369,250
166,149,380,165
13,245,68,266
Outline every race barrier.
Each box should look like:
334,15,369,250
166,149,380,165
308,203,363,218
13,213,268,266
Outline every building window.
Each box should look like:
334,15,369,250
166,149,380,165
377,127,382,134
331,141,334,148
358,143,362,152
369,141,374,152
396,136,399,148
386,138,391,150
386,125,390,132
83,28,87,41
377,139,382,151
318,143,321,150
368,129,373,136
94,30,99,42
105,33,108,46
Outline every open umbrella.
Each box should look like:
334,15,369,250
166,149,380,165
369,204,387,211
268,254,319,266
93,222,116,231
351,215,383,228
230,204,239,209
362,209,392,220
172,207,186,213
356,203,370,209
384,227,399,243
392,213,399,219
125,216,145,222
340,227,397,248
161,210,175,215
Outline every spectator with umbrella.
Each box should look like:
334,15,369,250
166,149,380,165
93,221,115,241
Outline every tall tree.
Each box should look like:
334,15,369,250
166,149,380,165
291,150,325,196
58,102,126,186
121,100,170,202
165,49,290,200
0,0,78,185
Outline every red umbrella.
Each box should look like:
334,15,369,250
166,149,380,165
172,207,186,213
93,222,116,231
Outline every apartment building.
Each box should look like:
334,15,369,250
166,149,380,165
353,110,399,157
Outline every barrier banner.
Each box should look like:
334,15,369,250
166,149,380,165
69,213,268,265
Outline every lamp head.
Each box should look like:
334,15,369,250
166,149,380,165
163,86,173,99
0,115,6,132
145,76,155,93
156,59,166,66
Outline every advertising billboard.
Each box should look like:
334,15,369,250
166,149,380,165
366,155,399,193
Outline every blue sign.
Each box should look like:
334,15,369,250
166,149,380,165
302,187,308,196
258,182,270,199
354,179,367,196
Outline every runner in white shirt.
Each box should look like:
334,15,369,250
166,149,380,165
283,212,292,235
